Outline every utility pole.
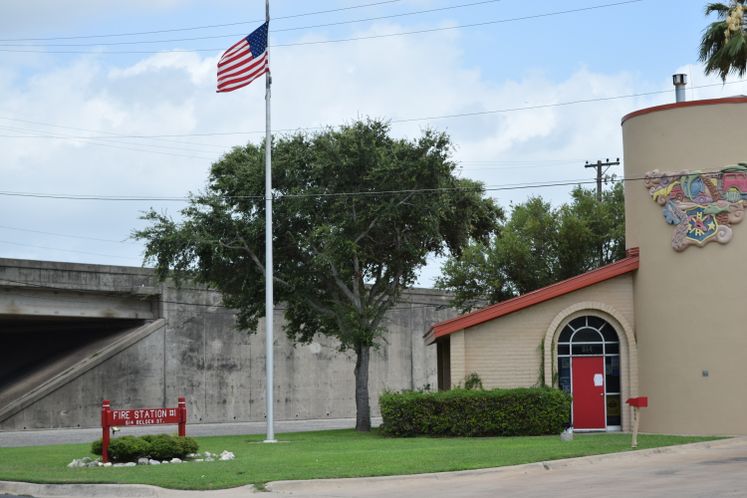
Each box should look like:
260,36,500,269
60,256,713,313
585,158,620,200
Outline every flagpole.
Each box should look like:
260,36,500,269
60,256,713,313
263,0,276,443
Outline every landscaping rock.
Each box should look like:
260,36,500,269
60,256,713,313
113,463,125,467
137,457,149,465
170,458,182,464
124,462,136,467
194,458,204,462
560,428,574,442
186,453,199,459
149,459,161,465
219,451,235,461
161,460,170,464
103,462,112,468
67,457,93,468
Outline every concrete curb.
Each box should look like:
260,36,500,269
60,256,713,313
1,437,743,497
0,481,259,498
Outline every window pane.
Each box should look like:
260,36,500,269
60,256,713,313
558,357,571,394
558,326,573,343
606,343,620,355
569,317,586,330
588,316,605,330
605,356,620,393
572,343,603,355
600,323,619,342
572,329,603,343
606,395,621,426
558,344,570,355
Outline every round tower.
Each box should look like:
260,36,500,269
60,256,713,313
622,97,747,434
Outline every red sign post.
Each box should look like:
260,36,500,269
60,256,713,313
101,397,187,463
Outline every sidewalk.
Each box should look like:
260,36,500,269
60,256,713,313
0,417,382,447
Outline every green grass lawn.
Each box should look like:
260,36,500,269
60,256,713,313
0,429,720,490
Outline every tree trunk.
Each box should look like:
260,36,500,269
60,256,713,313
354,343,371,431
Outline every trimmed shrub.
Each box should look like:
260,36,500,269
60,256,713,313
142,434,198,460
91,434,199,462
379,387,571,437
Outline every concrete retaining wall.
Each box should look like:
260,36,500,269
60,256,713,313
0,258,455,430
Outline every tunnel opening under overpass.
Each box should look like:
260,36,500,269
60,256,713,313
0,316,148,411
0,264,163,429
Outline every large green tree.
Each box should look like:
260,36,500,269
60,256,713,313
135,120,500,431
436,183,625,313
700,1,747,80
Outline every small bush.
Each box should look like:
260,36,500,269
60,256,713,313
463,372,484,390
142,434,198,460
91,438,102,455
91,434,199,462
379,387,571,437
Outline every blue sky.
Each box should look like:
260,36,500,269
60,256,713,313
1,0,745,285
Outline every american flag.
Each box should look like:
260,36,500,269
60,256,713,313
217,22,269,93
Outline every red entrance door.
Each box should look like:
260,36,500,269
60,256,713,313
572,356,606,430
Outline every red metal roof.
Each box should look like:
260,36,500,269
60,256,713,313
425,247,639,344
621,97,747,125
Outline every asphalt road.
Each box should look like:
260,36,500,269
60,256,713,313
0,418,381,447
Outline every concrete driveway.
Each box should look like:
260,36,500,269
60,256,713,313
2,437,746,498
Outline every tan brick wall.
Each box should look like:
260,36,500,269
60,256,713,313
449,331,465,388
460,274,634,391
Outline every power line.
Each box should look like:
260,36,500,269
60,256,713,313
0,124,218,159
274,1,643,48
0,0,404,42
0,240,141,260
0,127,215,161
1,78,743,141
274,0,503,33
0,116,231,151
0,0,504,48
0,190,192,202
0,0,643,54
0,224,136,244
0,175,653,204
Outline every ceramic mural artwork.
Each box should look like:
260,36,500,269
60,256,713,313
644,164,747,251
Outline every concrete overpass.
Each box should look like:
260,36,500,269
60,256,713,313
0,258,455,431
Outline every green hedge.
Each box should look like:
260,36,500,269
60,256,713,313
379,387,571,437
91,434,199,462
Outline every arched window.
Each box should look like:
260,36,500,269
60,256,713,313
557,315,621,428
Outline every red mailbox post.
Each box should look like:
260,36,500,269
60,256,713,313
626,396,648,448
101,397,187,463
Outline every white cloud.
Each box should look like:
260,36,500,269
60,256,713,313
108,52,215,86
1,20,744,284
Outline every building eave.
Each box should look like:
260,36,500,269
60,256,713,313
425,247,640,345
621,97,747,125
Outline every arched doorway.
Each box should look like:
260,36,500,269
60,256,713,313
557,315,621,431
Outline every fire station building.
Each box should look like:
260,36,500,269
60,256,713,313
426,95,747,436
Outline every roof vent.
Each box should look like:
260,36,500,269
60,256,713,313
673,74,687,103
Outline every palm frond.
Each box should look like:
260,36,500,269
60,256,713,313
704,2,732,17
